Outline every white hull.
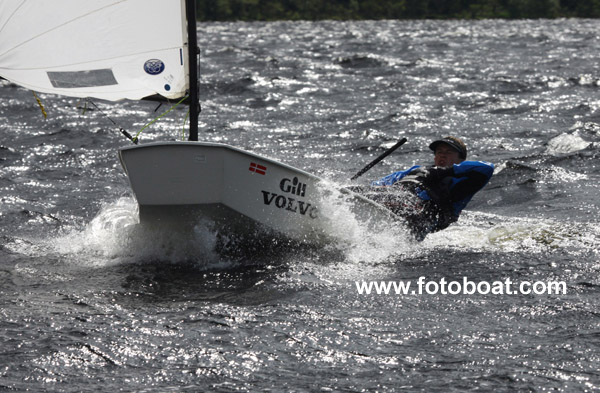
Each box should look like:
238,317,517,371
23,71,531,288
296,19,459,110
119,142,390,241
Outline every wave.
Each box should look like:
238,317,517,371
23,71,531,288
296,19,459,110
7,185,418,270
424,211,600,256
8,191,598,274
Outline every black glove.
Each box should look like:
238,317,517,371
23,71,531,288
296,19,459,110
401,166,454,208
407,166,454,188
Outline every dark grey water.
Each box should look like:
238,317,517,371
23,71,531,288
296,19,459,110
1,19,600,392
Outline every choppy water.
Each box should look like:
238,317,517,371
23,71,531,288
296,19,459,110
1,19,600,392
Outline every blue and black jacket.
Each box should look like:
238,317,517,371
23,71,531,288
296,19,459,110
372,160,494,234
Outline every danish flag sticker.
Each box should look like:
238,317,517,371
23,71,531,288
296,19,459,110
249,162,267,175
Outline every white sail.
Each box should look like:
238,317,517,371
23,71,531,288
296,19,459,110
0,0,189,101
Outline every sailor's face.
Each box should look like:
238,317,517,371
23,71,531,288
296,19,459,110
434,145,463,167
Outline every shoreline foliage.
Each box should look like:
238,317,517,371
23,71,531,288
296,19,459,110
195,0,600,21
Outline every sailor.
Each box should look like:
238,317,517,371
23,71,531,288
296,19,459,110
370,136,494,240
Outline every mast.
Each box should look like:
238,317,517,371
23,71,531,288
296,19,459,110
186,0,199,141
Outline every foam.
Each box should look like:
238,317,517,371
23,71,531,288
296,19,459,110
545,133,591,155
314,181,422,265
424,210,600,255
45,198,228,269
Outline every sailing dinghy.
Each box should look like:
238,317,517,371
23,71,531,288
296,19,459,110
0,0,390,242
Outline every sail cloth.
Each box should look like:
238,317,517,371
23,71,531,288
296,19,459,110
0,0,189,101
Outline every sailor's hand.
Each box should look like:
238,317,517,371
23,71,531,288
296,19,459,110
425,166,454,181
408,166,453,186
407,167,429,178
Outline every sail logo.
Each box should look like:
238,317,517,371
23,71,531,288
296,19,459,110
279,177,306,197
144,59,165,75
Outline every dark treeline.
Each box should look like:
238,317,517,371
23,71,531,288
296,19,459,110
195,0,600,20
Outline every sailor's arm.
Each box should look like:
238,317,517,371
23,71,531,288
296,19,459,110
410,161,494,200
371,165,421,186
447,161,494,200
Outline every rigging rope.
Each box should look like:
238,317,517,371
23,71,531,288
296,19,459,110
32,91,47,119
87,95,188,144
26,89,192,143
88,100,138,144
182,109,190,141
133,95,188,142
